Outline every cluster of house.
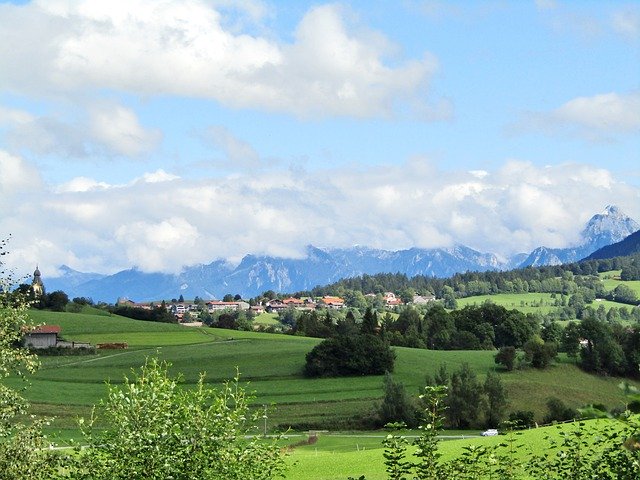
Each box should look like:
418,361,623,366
118,291,437,322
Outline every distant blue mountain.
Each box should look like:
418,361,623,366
44,206,638,303
45,244,504,303
515,205,639,268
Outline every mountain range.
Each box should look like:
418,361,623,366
45,205,639,303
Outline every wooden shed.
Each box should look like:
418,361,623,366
24,325,61,349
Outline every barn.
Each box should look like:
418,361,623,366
24,325,61,349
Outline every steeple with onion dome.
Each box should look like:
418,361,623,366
31,265,44,298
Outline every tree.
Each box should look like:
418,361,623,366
483,371,508,428
336,310,359,336
543,397,577,424
78,358,286,479
424,304,455,349
446,363,484,428
45,290,69,312
377,373,418,428
495,346,517,371
561,321,581,358
304,334,395,377
441,286,457,309
222,294,234,302
360,307,378,335
523,336,557,369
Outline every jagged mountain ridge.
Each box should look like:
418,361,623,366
48,244,505,303
45,206,639,303
516,205,639,268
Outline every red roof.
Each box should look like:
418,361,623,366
30,325,61,334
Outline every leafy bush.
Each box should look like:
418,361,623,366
304,334,395,377
77,358,286,480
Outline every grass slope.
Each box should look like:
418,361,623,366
456,292,633,315
10,310,638,434
284,418,623,479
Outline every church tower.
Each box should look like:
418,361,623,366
31,266,44,298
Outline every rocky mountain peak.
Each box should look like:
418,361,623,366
580,204,639,249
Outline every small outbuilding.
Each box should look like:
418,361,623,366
24,325,61,349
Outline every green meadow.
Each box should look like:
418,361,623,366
284,418,623,480
599,271,640,297
9,309,637,439
456,292,632,314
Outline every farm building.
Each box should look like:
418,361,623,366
24,325,60,349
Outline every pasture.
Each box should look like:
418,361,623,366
599,271,640,297
10,310,637,440
284,418,621,479
456,292,633,315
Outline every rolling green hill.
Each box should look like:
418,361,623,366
10,310,638,437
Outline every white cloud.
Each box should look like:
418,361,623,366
2,151,639,276
136,170,181,184
55,177,111,193
115,218,200,271
0,1,439,119
1,101,161,158
89,104,162,156
0,150,42,195
0,106,34,125
203,126,263,169
515,91,640,141
611,8,640,40
554,92,640,132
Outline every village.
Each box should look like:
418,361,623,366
116,291,438,322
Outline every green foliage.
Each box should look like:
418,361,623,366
360,307,379,335
523,336,558,369
544,397,578,424
377,373,417,428
508,410,536,429
110,304,176,324
77,358,286,480
484,371,508,428
0,239,69,479
303,334,395,377
494,346,517,371
446,363,485,428
378,385,450,480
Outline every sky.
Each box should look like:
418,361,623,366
0,0,639,278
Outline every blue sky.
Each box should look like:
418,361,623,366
0,0,638,276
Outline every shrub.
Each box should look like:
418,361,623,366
508,410,536,429
304,334,395,377
77,358,286,480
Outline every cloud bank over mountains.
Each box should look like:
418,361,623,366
3,152,639,277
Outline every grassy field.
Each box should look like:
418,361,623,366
456,292,633,315
599,270,640,297
456,293,561,314
253,312,282,326
9,309,638,440
284,418,623,479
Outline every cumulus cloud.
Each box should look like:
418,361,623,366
201,126,264,169
0,151,43,212
88,103,162,156
0,0,439,119
514,91,640,141
1,101,161,158
2,151,639,277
